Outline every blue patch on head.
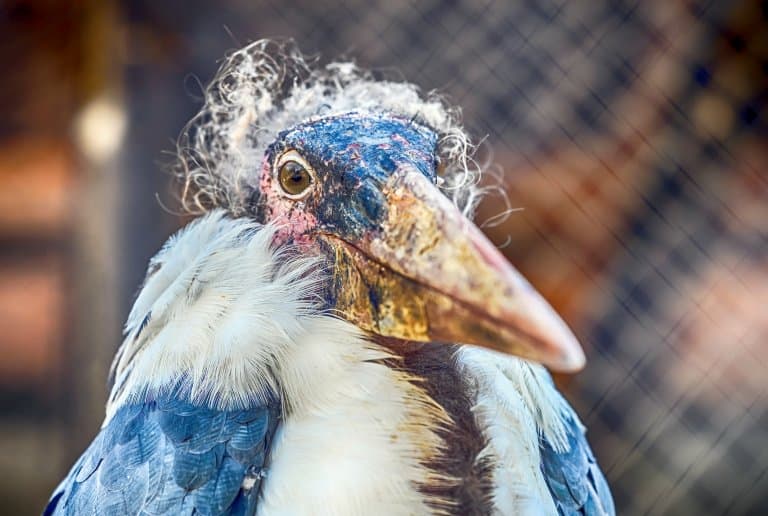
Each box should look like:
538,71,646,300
266,111,440,239
274,111,439,182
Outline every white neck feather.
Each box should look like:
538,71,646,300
256,319,447,515
107,210,574,514
457,347,570,514
108,210,325,418
107,210,448,512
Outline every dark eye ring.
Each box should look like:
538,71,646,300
275,150,315,199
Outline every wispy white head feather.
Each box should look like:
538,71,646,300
176,39,484,218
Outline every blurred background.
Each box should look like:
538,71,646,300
1,0,766,514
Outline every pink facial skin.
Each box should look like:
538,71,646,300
258,157,319,247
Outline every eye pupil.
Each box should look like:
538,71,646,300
278,160,312,196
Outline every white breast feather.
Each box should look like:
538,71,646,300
457,346,570,515
107,210,449,514
257,319,447,516
108,210,322,416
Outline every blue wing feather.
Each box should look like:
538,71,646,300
540,409,615,516
44,396,279,516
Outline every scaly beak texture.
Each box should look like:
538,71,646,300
323,168,586,372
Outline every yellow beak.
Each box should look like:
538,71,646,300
320,168,585,372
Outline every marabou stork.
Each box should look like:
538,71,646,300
46,41,614,515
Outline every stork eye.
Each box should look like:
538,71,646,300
279,161,311,194
276,150,315,199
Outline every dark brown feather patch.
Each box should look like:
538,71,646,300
378,339,497,515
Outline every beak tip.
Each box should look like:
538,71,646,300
545,328,586,372
517,296,588,373
556,347,587,373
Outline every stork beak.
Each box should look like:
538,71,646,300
320,168,585,372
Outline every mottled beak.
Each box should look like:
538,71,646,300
320,168,585,372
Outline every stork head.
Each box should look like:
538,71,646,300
242,110,584,372
179,41,585,372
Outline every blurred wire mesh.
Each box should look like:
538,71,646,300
1,0,766,514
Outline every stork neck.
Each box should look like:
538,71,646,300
257,325,455,514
